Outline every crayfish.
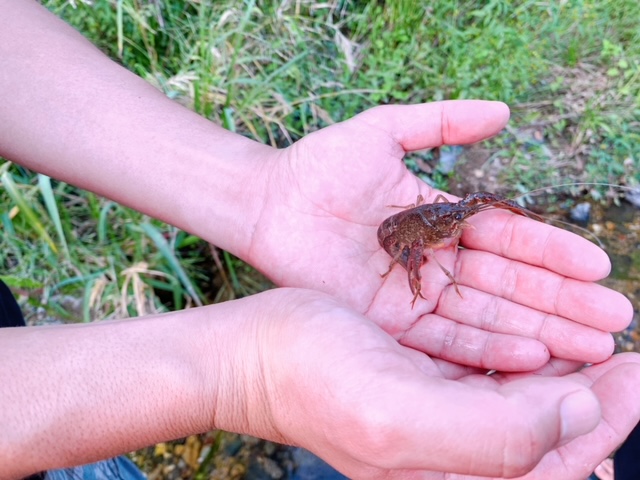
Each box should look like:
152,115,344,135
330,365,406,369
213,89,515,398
377,192,543,307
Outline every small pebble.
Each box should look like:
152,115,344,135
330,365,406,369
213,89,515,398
437,146,463,174
570,202,591,223
625,187,640,208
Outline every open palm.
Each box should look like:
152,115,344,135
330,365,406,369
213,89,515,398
248,101,631,370
241,289,640,480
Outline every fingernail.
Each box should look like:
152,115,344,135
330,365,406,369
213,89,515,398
559,390,601,444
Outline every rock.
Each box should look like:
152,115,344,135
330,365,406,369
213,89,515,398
437,146,463,174
570,202,591,223
625,186,640,208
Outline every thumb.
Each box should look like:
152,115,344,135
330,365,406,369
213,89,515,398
355,100,511,151
337,374,600,478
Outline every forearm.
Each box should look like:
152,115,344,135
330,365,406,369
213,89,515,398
0,295,279,478
0,0,273,257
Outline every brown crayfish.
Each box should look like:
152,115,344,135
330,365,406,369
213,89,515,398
377,192,544,307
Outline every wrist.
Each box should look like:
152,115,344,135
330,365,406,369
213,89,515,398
128,117,276,258
205,291,289,441
208,289,338,444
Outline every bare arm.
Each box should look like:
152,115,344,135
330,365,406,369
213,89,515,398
0,0,272,257
1,303,220,477
0,293,279,478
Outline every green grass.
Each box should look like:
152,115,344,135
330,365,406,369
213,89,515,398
1,0,639,318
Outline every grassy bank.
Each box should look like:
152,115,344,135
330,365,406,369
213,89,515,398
1,0,638,316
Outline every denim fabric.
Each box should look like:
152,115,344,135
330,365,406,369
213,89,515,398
43,457,146,480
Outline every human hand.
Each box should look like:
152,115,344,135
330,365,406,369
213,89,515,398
215,289,640,480
248,100,630,370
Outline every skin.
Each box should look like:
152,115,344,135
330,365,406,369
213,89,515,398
0,1,639,479
594,459,614,480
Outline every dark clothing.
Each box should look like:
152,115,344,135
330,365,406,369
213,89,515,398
0,278,26,327
615,421,640,480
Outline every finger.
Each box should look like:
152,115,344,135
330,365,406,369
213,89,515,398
521,354,640,479
460,209,611,281
398,343,491,380
399,313,550,371
356,100,510,151
574,352,640,389
453,248,632,332
432,357,490,380
496,358,586,381
594,459,614,479
435,285,615,363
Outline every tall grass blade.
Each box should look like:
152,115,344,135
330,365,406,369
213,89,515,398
1,172,58,254
239,50,310,109
195,0,214,117
37,174,70,259
116,0,124,58
98,201,116,244
224,0,256,110
1,212,15,236
140,222,203,307
83,278,96,323
49,269,108,296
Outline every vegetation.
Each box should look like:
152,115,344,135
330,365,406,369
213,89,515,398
1,0,639,318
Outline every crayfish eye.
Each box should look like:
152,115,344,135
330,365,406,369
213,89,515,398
454,212,463,221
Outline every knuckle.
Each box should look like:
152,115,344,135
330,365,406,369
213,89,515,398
349,406,404,468
500,418,548,477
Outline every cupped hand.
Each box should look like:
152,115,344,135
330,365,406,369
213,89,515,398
248,100,631,369
217,289,640,480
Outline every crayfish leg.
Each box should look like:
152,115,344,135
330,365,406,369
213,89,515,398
380,246,409,278
410,287,426,309
427,248,463,298
387,194,425,210
380,260,396,278
432,194,451,204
